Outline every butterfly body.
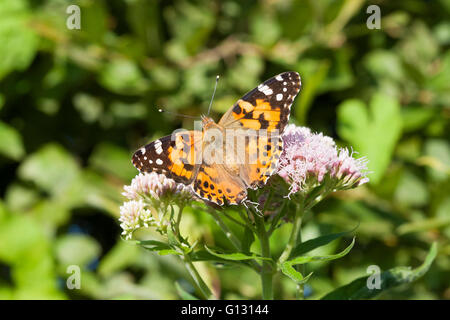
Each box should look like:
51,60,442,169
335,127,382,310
132,71,301,205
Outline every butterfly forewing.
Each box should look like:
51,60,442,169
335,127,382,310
132,130,202,185
218,71,301,134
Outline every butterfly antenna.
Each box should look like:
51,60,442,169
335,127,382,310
207,75,220,116
157,108,199,119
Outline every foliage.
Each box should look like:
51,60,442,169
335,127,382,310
0,0,449,300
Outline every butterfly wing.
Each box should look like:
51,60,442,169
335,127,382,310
192,162,247,205
239,134,284,189
219,71,300,189
218,71,301,133
132,130,202,185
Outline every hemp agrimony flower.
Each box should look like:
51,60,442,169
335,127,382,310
278,124,369,197
119,199,155,240
119,172,196,239
122,172,195,206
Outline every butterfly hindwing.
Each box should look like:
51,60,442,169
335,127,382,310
239,135,283,189
192,163,247,205
218,71,301,134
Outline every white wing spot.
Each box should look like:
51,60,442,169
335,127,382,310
275,75,283,81
154,140,163,155
276,93,283,101
144,156,147,160
283,87,287,92
140,147,146,154
156,159,163,165
258,84,273,96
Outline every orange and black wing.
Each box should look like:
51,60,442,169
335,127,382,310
218,71,301,133
132,130,202,185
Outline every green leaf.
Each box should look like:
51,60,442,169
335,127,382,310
279,262,313,284
397,217,450,235
0,121,25,160
18,144,80,196
89,142,137,181
295,59,330,124
134,239,172,251
424,139,450,182
280,238,355,284
98,241,141,277
322,242,438,300
401,105,436,133
98,58,149,95
394,170,429,207
289,224,358,259
190,250,248,267
0,0,38,80
205,246,271,262
287,237,355,266
55,234,101,268
337,93,402,184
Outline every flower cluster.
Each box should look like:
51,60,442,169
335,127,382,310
119,199,155,240
119,172,196,239
122,172,195,204
277,124,369,196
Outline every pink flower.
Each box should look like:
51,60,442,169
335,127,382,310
277,124,369,196
122,172,195,204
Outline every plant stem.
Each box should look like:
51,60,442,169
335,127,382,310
181,254,215,300
175,205,215,299
279,214,303,263
278,201,306,299
255,216,273,300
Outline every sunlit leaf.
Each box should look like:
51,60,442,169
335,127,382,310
322,242,438,299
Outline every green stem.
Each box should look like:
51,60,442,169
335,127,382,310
255,216,273,300
279,214,303,263
175,205,215,299
181,254,215,300
277,201,306,299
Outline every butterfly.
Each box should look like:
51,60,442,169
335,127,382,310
132,71,301,206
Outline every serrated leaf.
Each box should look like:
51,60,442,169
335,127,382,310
322,242,438,300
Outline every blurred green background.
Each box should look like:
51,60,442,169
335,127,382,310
0,0,449,299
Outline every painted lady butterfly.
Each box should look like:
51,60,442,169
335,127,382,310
132,71,301,205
